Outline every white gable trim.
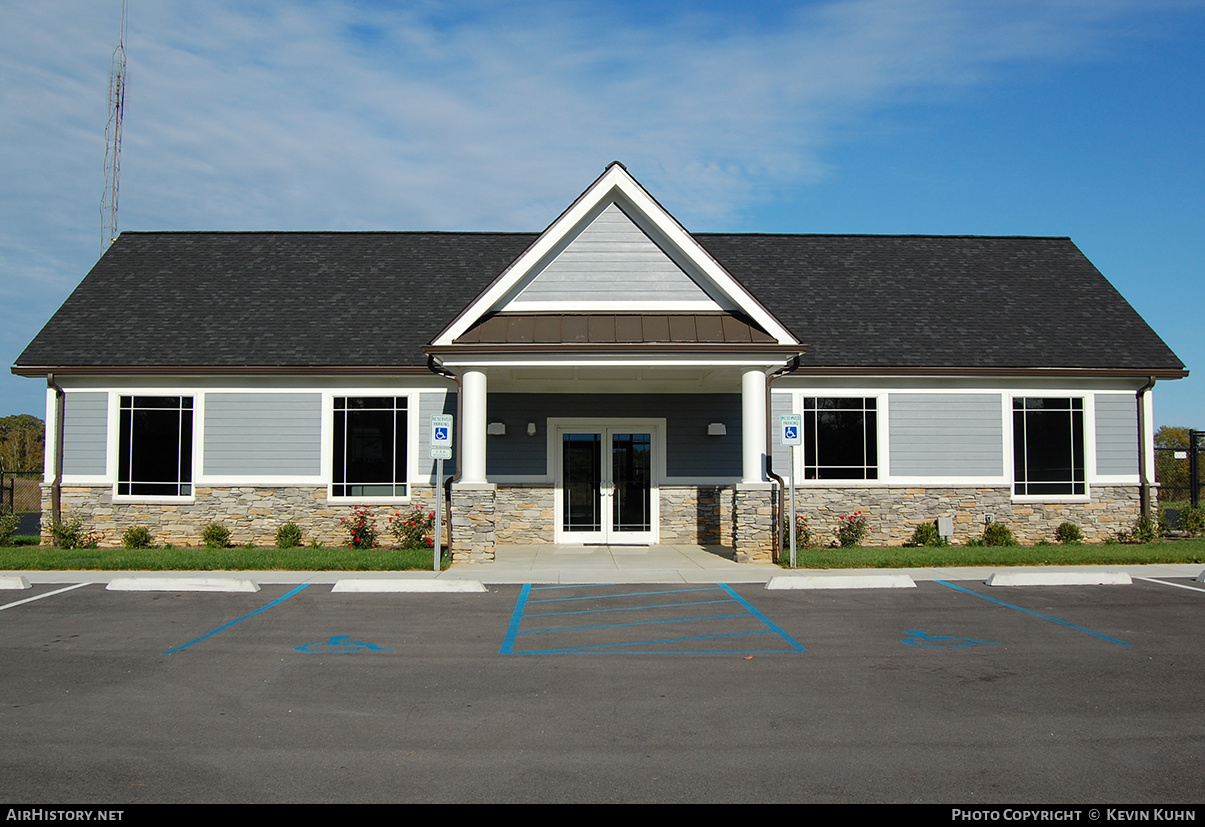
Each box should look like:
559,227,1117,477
432,163,799,346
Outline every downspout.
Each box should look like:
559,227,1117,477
1137,376,1156,518
765,355,802,562
47,373,65,526
427,355,462,552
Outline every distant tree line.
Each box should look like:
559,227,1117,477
0,415,44,472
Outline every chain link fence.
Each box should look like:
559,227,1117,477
1156,428,1203,508
0,466,42,536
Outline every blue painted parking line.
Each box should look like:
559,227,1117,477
526,586,720,604
901,630,1000,648
935,580,1130,647
164,584,309,655
514,630,788,656
500,583,806,655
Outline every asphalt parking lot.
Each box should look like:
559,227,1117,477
1,576,1203,803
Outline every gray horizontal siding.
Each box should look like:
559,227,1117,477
62,392,108,476
889,394,1002,476
1095,394,1138,475
203,393,321,476
486,393,742,478
418,391,457,484
512,203,711,304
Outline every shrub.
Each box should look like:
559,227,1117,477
50,517,98,549
909,521,948,547
1126,513,1163,544
340,506,377,549
835,511,869,547
0,513,18,546
981,521,1017,547
1179,504,1205,538
121,525,154,549
276,522,303,549
201,522,231,549
388,507,435,549
792,515,814,549
1054,521,1083,545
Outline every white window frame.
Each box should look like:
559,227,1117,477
327,393,415,503
112,393,197,502
1010,395,1090,501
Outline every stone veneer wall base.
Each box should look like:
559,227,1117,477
451,483,497,563
40,484,443,549
39,482,1143,557
790,485,1141,546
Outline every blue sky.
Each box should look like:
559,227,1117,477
2,0,1202,427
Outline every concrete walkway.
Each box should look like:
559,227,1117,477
3,543,1204,585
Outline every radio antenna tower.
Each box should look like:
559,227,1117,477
102,0,128,250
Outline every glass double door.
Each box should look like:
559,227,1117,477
559,427,655,544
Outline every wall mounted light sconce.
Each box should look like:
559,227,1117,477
487,422,506,436
527,421,537,437
707,422,727,436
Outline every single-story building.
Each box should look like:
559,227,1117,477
12,162,1187,560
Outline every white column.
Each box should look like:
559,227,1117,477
461,368,488,484
742,368,767,483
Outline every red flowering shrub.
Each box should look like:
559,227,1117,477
388,506,435,549
835,511,870,547
340,506,377,549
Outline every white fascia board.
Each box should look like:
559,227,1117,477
774,376,1151,392
432,164,799,347
501,300,723,312
436,355,791,369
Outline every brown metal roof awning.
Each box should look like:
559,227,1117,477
449,313,779,346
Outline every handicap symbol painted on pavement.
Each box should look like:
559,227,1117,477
295,635,393,654
901,630,1000,648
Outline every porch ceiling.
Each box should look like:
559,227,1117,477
470,363,770,393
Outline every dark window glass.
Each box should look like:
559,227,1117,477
562,434,602,532
611,433,651,532
332,397,408,497
1013,397,1085,496
117,396,193,496
803,397,877,480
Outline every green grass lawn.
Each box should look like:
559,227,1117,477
777,538,1205,569
1,540,1202,571
0,544,451,571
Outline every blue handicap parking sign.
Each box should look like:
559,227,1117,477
434,426,449,441
784,425,798,440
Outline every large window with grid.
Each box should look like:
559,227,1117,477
332,396,408,498
117,395,193,496
803,397,878,480
1012,397,1085,496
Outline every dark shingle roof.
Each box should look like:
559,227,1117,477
698,234,1185,372
13,231,1185,374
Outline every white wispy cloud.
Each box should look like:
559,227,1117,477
0,0,1195,415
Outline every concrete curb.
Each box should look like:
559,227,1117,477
106,577,261,592
0,576,31,590
331,579,488,593
986,571,1132,587
766,574,917,590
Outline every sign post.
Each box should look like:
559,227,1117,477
780,414,802,568
430,414,453,572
